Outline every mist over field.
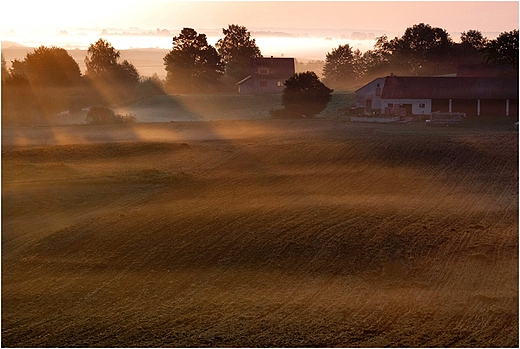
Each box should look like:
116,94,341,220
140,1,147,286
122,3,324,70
2,1,518,347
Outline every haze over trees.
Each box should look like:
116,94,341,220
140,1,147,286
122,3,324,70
1,22,518,125
323,23,519,88
163,28,224,93
85,38,140,103
10,46,81,86
2,57,38,126
322,44,363,88
2,47,84,125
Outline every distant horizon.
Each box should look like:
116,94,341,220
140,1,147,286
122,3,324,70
2,1,517,33
2,1,517,69
0,24,512,60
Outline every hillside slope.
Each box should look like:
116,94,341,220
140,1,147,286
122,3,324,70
2,120,518,347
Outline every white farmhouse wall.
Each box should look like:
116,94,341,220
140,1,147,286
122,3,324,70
355,77,385,110
381,99,432,115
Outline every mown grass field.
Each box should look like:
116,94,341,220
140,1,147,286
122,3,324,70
2,118,518,347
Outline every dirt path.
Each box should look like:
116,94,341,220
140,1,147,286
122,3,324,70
2,119,518,347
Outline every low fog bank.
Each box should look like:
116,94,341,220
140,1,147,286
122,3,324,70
3,92,353,127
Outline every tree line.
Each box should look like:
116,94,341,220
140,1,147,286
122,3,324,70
2,23,518,125
322,24,518,89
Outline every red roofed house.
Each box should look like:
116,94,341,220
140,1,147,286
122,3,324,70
237,57,295,94
356,75,518,117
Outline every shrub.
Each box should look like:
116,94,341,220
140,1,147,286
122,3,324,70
134,74,165,100
86,106,137,125
273,71,333,118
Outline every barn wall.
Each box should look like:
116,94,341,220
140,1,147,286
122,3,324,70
355,78,385,110
452,99,477,116
381,99,432,115
480,99,506,116
432,99,450,113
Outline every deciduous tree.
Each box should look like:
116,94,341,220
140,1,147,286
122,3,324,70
460,30,488,51
271,71,333,118
323,44,360,88
163,28,224,93
84,38,140,103
85,38,140,86
483,29,519,65
216,24,262,81
85,39,120,76
375,23,454,74
9,46,81,86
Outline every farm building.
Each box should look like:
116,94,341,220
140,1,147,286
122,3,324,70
237,57,295,94
355,77,386,112
356,75,518,116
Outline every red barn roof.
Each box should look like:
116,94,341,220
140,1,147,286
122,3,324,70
381,76,518,100
249,57,295,80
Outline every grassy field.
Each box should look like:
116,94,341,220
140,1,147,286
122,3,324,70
2,118,518,347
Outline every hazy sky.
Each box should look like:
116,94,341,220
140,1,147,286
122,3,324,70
1,1,518,35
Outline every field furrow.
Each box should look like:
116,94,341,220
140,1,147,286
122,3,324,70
2,119,517,347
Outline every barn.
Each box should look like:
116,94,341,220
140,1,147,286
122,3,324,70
355,77,385,112
237,57,295,94
356,75,518,117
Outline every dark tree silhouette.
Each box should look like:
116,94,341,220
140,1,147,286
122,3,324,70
216,24,262,81
85,39,120,75
460,30,488,51
3,47,85,124
272,71,333,118
84,38,140,104
85,106,136,125
358,49,391,81
377,23,454,74
85,38,140,85
483,29,519,65
163,28,224,93
396,23,452,55
9,46,81,86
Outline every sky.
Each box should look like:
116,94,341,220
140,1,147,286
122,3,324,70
0,1,518,58
1,1,518,34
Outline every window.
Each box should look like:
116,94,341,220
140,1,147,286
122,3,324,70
259,68,269,75
419,103,425,108
277,80,284,87
260,80,268,87
388,103,393,107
